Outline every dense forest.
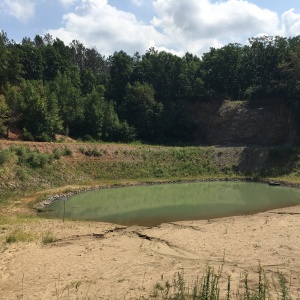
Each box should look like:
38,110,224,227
0,31,300,144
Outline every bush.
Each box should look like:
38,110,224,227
52,148,62,159
82,134,95,142
41,231,56,244
0,150,9,166
62,147,73,156
16,168,28,181
79,147,102,157
36,133,53,142
92,147,102,157
22,128,34,141
14,146,28,157
14,147,53,168
5,229,35,243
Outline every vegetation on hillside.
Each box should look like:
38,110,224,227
1,143,300,207
0,32,300,144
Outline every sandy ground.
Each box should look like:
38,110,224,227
1,206,300,300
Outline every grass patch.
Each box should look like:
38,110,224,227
41,231,56,244
62,146,73,156
0,149,10,165
52,148,62,159
10,146,54,169
79,146,102,157
149,266,292,300
3,143,300,209
5,228,36,244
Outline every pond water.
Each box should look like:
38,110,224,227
40,182,300,226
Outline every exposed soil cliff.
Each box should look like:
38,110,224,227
188,100,298,146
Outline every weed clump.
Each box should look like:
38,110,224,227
149,266,292,300
5,228,35,243
0,150,10,165
79,146,102,157
52,148,62,159
41,231,56,244
62,146,73,156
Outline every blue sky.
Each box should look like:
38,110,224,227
0,0,300,57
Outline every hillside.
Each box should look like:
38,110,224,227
0,140,300,216
1,141,300,299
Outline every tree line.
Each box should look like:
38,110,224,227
0,31,300,144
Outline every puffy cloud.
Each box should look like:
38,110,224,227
281,9,300,36
48,0,166,56
0,0,36,22
131,0,144,7
59,0,78,6
47,0,300,57
152,0,280,53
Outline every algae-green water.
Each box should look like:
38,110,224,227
40,182,300,226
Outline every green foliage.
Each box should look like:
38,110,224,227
41,231,56,244
1,32,300,144
5,228,36,243
52,148,62,159
124,82,163,140
12,146,53,168
79,146,102,157
149,266,291,300
0,94,9,136
0,149,10,165
62,146,73,156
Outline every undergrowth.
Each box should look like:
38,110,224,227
147,266,293,300
5,228,36,243
1,143,300,207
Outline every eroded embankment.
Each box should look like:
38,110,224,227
0,140,299,213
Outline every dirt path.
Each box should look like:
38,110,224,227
1,205,300,299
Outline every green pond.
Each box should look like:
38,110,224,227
40,182,300,226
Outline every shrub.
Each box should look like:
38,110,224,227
13,147,53,168
26,152,51,168
82,134,94,142
41,231,56,244
62,147,73,156
22,128,34,141
5,229,35,243
0,150,9,166
14,146,28,157
36,133,53,142
79,147,102,157
52,148,62,159
16,168,28,181
92,147,102,157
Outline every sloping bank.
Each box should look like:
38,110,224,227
0,141,299,211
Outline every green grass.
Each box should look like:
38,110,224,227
1,143,300,209
0,149,10,165
148,266,292,300
79,146,103,157
5,228,36,243
41,230,57,244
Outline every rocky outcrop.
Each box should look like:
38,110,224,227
188,100,298,146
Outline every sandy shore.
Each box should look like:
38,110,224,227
1,205,300,299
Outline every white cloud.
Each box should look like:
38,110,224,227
0,0,36,22
59,0,78,6
281,8,300,36
152,0,280,53
48,0,167,56
47,0,300,57
131,0,144,7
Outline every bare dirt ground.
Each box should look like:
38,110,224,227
1,205,300,300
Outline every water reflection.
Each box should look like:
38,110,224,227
40,182,300,226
